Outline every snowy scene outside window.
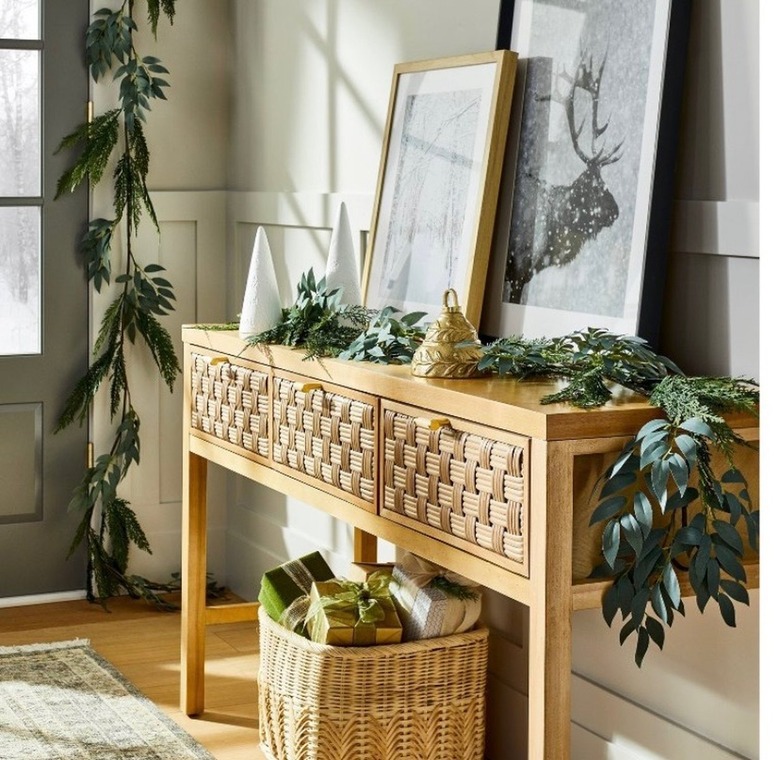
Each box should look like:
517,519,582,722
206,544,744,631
1,0,42,356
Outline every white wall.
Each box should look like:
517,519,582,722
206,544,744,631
136,1,232,190
229,0,503,193
660,0,759,379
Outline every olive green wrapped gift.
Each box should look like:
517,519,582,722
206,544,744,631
258,552,334,635
305,573,403,646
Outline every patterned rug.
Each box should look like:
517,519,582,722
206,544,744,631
0,639,216,759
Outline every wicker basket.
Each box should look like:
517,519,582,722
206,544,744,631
257,607,488,760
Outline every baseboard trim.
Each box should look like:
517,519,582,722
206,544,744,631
0,590,87,609
572,670,752,759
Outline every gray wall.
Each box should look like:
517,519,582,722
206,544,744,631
660,0,759,379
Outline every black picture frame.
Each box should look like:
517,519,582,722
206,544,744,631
486,0,692,346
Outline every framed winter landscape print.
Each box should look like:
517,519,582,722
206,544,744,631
483,0,691,343
363,51,517,328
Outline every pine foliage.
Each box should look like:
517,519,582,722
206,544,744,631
55,110,121,195
246,269,372,359
650,375,759,453
55,1,180,608
146,0,177,36
479,328,681,406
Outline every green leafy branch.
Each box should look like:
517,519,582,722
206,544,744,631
245,269,372,359
479,327,681,407
591,377,759,665
55,1,179,608
477,327,758,665
340,307,427,364
243,269,427,365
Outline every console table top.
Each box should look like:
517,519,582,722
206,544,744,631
182,327,758,442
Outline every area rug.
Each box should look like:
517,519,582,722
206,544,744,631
0,639,216,759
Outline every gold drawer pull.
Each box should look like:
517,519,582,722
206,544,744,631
294,381,323,393
415,416,451,431
209,356,230,365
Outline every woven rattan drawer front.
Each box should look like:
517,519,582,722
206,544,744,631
272,375,376,506
190,353,270,458
382,403,529,576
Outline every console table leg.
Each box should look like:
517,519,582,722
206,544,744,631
181,450,208,716
353,527,378,564
527,440,574,759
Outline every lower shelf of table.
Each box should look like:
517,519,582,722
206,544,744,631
190,434,533,606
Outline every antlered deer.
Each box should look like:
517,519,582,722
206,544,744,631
505,52,623,302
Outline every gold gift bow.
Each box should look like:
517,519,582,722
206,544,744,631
304,572,392,628
397,554,480,596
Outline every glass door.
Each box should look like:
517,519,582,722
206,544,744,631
0,0,90,597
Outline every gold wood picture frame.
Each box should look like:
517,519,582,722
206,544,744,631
362,50,517,329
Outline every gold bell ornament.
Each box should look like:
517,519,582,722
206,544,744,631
410,289,484,378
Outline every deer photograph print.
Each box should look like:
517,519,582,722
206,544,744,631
483,0,691,342
363,51,517,328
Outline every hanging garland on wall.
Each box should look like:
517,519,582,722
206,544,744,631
54,0,180,607
230,279,760,666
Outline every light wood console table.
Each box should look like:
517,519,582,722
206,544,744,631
180,327,759,759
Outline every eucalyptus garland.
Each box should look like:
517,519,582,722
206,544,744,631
589,376,758,665
340,307,427,364
245,269,371,359
54,0,179,607
244,269,428,364
479,328,759,665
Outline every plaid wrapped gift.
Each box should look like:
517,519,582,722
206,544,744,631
390,554,482,641
305,573,403,646
258,552,334,635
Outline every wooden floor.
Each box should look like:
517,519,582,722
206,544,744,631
0,595,265,760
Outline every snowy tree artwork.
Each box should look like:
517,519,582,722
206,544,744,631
364,53,517,327
377,89,480,307
483,0,689,342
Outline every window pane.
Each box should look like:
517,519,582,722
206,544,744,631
0,0,40,40
0,49,41,196
0,404,42,523
0,206,41,355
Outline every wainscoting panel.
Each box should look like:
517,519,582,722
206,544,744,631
571,673,751,760
227,191,373,315
110,191,229,581
670,200,759,259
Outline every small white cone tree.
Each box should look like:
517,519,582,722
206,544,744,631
324,202,362,306
239,226,282,338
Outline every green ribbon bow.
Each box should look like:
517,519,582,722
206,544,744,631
305,572,392,628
